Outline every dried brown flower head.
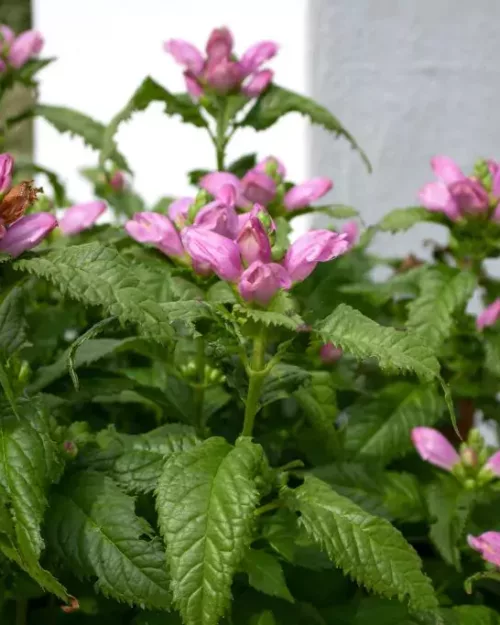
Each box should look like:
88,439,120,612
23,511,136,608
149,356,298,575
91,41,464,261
0,180,42,225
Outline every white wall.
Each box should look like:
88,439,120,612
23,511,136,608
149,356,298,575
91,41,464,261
33,0,308,207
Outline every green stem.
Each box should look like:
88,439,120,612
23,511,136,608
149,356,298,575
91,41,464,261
242,328,267,437
254,500,282,517
193,337,206,434
215,98,228,170
16,599,27,625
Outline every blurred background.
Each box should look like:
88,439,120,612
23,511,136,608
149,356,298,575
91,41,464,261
2,0,500,260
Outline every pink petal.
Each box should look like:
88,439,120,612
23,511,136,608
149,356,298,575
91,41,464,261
431,156,465,184
163,39,204,75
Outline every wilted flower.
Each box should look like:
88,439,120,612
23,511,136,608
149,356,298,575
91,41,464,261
0,180,41,226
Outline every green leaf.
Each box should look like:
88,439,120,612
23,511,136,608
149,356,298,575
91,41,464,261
34,104,129,170
239,84,371,171
426,476,475,571
46,470,171,609
485,333,500,377
311,463,388,517
377,207,445,233
344,383,445,465
242,549,294,603
0,398,69,600
235,292,304,332
316,304,441,382
445,605,500,625
0,285,27,357
285,476,439,614
100,77,207,168
14,242,211,343
111,424,200,493
260,364,311,408
156,437,265,625
228,153,257,177
382,472,426,523
252,611,277,625
294,372,340,460
406,268,476,348
464,571,500,595
309,204,359,219
188,169,210,185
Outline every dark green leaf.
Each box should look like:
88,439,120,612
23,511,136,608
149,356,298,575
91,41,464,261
0,285,27,357
240,84,371,171
316,304,441,382
260,364,311,408
46,471,171,609
242,550,294,603
156,437,266,625
228,153,257,177
285,476,439,614
377,207,445,233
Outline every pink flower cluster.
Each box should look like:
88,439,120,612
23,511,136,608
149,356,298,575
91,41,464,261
164,27,277,98
0,25,43,72
411,427,500,474
125,181,353,306
200,156,332,212
0,153,56,257
419,156,500,221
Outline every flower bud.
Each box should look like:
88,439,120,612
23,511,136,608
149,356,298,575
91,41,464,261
284,230,349,282
125,212,184,257
0,153,14,194
182,226,242,281
242,69,273,97
237,213,272,265
477,299,500,331
194,199,238,239
184,71,203,98
0,212,57,257
255,156,286,180
204,57,244,94
320,343,343,364
460,446,477,468
468,532,500,567
62,440,78,459
238,261,291,305
8,29,43,68
284,177,333,211
110,171,126,191
448,179,489,215
411,427,460,471
484,450,500,476
206,27,233,62
342,221,359,248
240,41,279,75
241,170,276,206
59,201,107,235
168,197,194,228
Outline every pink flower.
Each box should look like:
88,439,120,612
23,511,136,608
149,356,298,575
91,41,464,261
484,450,500,476
242,69,273,97
163,39,204,75
59,201,106,236
8,30,44,68
168,197,194,228
182,226,242,281
0,25,15,48
0,213,57,257
241,170,276,206
411,427,459,471
488,159,500,197
254,156,286,179
194,199,238,239
284,177,333,211
200,172,247,207
238,261,291,305
240,41,279,75
184,71,203,98
125,212,183,257
284,230,349,282
477,299,500,331
206,27,233,62
418,155,490,220
237,212,272,265
448,179,489,215
204,57,244,94
467,532,500,567
320,343,343,364
342,221,358,247
0,152,14,194
110,171,126,191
